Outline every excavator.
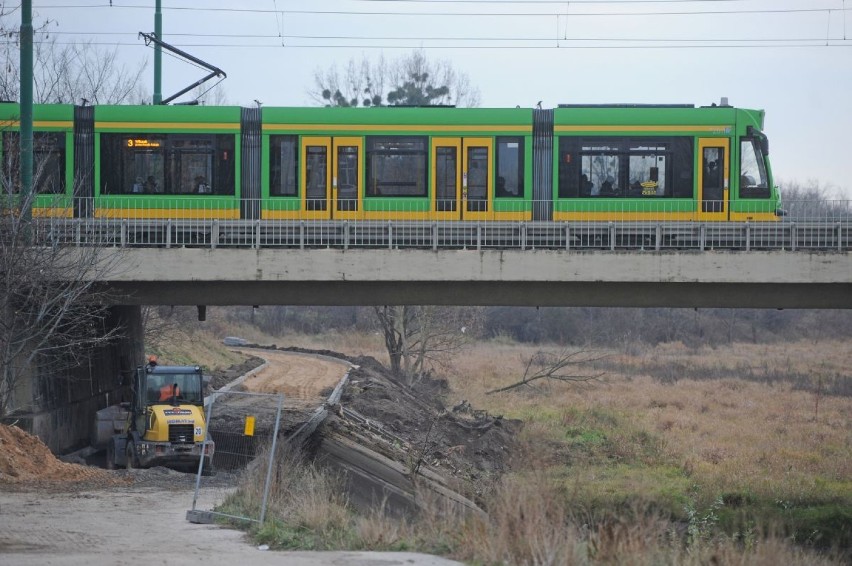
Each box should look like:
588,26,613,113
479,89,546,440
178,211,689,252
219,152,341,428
96,357,214,471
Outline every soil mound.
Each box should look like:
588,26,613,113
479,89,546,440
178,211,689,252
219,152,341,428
338,361,521,498
0,424,123,488
237,344,521,503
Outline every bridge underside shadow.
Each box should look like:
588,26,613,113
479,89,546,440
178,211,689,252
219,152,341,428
101,280,851,309
93,248,852,309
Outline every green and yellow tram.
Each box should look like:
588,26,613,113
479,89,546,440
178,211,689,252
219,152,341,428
1,100,779,222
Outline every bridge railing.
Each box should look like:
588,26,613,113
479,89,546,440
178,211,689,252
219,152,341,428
10,198,851,251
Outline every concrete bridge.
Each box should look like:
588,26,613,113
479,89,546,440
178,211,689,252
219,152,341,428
93,247,852,309
9,216,852,454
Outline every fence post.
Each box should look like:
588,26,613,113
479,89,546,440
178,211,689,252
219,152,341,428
191,398,215,512
609,221,616,251
166,219,172,249
432,221,438,251
211,219,219,249
476,223,482,252
655,224,662,251
343,220,350,250
699,224,706,251
259,394,285,525
791,222,797,251
745,221,751,252
565,223,571,251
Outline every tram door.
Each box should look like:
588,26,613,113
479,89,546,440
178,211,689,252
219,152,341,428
301,137,331,219
301,136,363,219
697,138,729,221
431,137,493,220
332,137,362,219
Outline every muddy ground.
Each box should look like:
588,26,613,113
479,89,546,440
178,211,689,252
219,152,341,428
0,347,518,563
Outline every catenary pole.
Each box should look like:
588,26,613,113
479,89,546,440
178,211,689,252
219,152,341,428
154,0,162,104
20,0,33,222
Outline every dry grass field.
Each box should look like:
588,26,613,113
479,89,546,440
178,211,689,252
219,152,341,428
156,310,851,563
446,340,851,555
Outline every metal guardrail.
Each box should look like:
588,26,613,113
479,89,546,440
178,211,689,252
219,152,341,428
13,198,852,251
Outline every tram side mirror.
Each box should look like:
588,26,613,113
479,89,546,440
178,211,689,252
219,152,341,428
650,167,659,182
760,136,769,155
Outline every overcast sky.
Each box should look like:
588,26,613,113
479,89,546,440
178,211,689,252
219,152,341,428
21,0,852,197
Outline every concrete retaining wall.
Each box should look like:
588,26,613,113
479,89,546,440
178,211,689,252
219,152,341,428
9,306,143,453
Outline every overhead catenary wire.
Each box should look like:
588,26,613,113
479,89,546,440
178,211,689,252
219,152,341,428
32,4,852,18
37,31,852,43
5,39,851,49
16,1,852,51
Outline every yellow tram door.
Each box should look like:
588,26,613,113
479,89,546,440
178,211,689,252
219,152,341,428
332,137,363,220
696,138,730,221
461,138,493,221
432,138,462,220
301,137,332,220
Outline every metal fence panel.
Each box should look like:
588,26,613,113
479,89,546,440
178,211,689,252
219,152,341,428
187,390,284,525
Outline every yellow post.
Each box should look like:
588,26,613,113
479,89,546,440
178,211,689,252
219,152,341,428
244,416,255,436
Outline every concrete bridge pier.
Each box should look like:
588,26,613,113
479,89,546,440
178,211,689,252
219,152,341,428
6,305,143,453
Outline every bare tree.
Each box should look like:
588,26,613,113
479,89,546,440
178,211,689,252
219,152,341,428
311,50,480,108
192,82,229,106
0,165,122,418
778,180,851,221
374,306,482,386
486,349,606,395
0,9,147,104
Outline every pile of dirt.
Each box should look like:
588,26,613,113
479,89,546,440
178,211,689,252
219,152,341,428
0,424,125,488
336,358,521,499
240,344,522,503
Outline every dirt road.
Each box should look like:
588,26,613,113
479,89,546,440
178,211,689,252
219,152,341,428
0,350,462,566
231,349,349,408
0,484,462,565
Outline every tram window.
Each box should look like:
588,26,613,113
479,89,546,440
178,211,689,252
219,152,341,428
557,136,693,199
172,137,214,194
100,133,234,196
467,146,488,210
366,136,427,197
581,142,621,197
1,132,66,194
739,138,770,198
495,137,524,198
436,147,457,212
305,146,328,211
270,135,298,197
627,143,667,197
671,137,694,198
337,145,359,211
557,137,580,198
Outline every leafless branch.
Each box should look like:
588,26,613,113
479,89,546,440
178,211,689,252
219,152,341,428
1,165,124,417
486,349,607,395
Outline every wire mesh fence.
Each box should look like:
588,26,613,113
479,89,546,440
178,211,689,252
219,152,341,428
187,390,284,526
9,198,852,251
